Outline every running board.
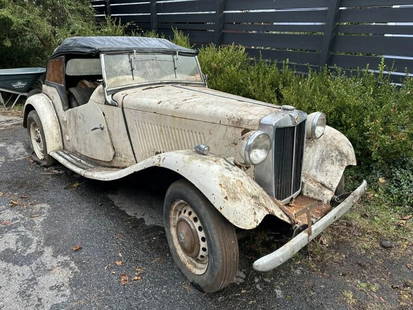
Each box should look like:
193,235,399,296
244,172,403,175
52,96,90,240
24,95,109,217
49,150,125,181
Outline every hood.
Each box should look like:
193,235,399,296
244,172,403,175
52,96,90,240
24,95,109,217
115,85,281,130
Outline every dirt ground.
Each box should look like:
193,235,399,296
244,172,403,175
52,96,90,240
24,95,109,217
0,112,412,309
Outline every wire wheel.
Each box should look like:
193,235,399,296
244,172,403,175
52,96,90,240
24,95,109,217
169,200,208,275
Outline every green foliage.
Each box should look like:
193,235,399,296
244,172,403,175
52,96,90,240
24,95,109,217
0,0,126,67
383,159,413,209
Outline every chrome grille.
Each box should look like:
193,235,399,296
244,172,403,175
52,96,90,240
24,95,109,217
273,120,306,201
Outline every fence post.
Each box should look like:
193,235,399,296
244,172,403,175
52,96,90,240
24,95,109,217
319,0,340,67
151,0,158,32
215,0,226,45
105,0,111,18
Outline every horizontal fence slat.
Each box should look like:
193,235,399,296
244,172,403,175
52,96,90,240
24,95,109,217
224,10,327,23
110,3,150,14
246,48,320,65
109,0,148,4
223,33,322,50
340,7,413,23
341,0,413,7
160,29,216,44
111,15,151,23
158,23,215,31
225,0,328,10
157,13,216,23
224,23,324,33
157,0,216,13
331,54,413,73
337,24,413,35
333,35,413,57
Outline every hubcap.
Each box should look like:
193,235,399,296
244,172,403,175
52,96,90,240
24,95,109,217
30,121,45,160
170,200,208,275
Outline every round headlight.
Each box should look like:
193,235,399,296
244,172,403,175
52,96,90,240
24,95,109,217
306,112,326,139
242,131,271,165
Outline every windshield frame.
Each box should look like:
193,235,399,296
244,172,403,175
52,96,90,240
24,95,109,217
100,51,206,95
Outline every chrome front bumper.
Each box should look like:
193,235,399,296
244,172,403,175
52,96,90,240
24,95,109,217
253,180,368,272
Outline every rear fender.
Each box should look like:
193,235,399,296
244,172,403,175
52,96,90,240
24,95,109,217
23,94,63,152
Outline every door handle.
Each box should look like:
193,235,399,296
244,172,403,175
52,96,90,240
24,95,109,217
91,124,104,131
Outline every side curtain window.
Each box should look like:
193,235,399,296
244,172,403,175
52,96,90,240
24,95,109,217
46,56,65,85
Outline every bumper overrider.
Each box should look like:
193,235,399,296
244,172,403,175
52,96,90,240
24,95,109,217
253,180,368,272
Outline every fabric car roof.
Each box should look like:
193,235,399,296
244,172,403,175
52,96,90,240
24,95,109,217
51,36,197,58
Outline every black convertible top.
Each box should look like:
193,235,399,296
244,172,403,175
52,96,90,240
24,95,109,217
51,36,197,58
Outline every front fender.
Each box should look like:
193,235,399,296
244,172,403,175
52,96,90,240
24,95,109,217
66,150,291,229
302,126,357,203
24,94,63,152
156,152,291,229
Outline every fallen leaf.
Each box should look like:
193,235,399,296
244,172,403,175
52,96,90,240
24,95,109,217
71,245,82,251
120,273,128,285
114,260,124,266
9,200,18,207
378,177,386,184
65,182,81,190
0,221,12,225
20,195,28,199
401,215,413,221
0,192,3,197
132,275,141,281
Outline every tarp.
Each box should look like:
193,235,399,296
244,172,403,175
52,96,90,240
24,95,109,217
51,36,197,58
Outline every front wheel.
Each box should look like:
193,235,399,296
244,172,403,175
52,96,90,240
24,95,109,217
27,110,55,167
163,179,239,293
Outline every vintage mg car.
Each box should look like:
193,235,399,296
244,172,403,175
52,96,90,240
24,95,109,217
23,37,367,292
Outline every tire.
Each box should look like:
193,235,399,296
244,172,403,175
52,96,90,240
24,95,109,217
27,110,55,167
335,174,345,196
163,179,239,293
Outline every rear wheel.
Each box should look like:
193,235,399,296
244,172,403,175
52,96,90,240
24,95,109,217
27,110,55,167
163,179,239,293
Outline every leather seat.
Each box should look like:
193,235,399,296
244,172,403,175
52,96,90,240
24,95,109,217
68,87,95,108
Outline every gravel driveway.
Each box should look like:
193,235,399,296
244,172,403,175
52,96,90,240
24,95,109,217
0,113,412,310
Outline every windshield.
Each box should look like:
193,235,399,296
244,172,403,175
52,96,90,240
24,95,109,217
103,53,203,90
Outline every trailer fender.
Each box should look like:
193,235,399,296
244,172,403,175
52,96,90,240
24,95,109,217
23,94,63,152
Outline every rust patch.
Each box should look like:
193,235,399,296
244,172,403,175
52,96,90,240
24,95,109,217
282,196,332,226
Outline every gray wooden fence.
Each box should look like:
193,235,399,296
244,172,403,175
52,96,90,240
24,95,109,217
92,0,413,82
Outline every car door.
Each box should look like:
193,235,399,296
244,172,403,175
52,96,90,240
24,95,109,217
64,102,115,162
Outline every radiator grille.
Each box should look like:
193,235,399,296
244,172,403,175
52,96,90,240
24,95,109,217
273,120,306,201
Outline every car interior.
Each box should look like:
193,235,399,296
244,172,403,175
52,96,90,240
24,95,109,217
65,57,103,108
